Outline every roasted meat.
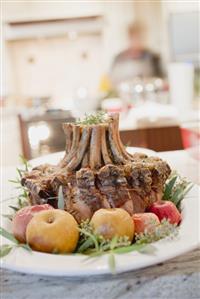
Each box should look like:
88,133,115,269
22,114,171,223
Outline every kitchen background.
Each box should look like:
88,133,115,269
1,0,200,166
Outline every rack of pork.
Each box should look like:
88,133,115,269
22,114,171,223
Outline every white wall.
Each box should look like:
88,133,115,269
2,1,103,22
3,1,135,100
8,34,104,101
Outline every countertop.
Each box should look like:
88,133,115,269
1,150,200,299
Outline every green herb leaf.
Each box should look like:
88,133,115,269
7,155,31,220
76,112,107,125
173,183,194,208
2,214,14,221
19,155,30,171
171,185,184,202
19,244,32,252
8,179,20,184
0,227,19,244
16,168,23,178
79,228,99,252
57,186,65,210
77,237,94,253
163,176,177,200
83,250,104,259
0,244,13,258
109,236,118,250
9,205,19,212
163,173,193,209
139,244,156,255
108,253,116,274
113,243,146,254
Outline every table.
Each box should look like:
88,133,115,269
1,150,200,299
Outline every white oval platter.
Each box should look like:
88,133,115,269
1,148,200,276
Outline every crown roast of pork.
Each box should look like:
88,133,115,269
22,114,171,223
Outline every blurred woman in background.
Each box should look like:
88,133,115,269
110,22,163,85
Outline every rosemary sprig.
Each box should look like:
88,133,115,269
78,221,130,255
163,172,193,209
76,111,108,125
5,156,31,221
0,227,32,258
0,220,174,272
77,220,156,274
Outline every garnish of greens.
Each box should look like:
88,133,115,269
3,156,31,221
74,219,178,274
0,218,177,269
135,219,178,245
76,111,108,125
0,227,32,258
163,171,193,210
57,186,65,210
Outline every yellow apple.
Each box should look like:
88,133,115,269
90,208,134,241
12,204,54,243
26,209,79,253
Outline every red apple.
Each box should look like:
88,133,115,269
133,213,160,234
12,204,54,243
148,201,181,225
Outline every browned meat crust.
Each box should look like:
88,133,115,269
22,114,171,223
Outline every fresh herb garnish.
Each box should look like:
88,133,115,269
163,172,193,209
0,219,178,272
2,165,193,273
4,156,31,221
108,252,115,273
76,111,108,125
77,220,156,274
135,219,178,245
0,244,13,258
0,227,18,244
0,227,32,258
57,186,65,210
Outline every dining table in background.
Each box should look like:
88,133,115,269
1,150,200,299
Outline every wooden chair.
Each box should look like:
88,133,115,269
120,126,184,152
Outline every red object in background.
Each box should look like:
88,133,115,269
181,126,200,160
